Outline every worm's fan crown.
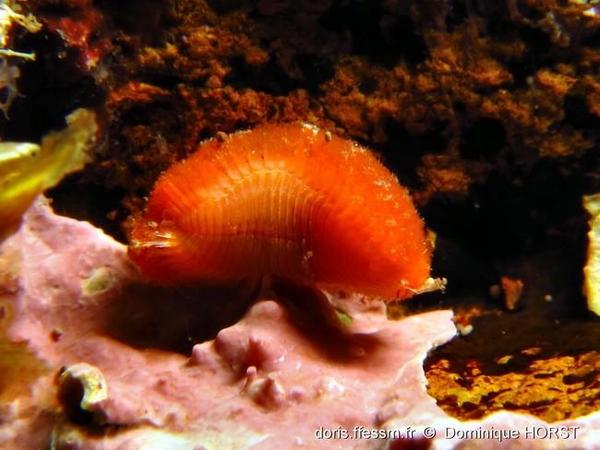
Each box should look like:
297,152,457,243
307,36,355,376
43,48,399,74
128,123,431,300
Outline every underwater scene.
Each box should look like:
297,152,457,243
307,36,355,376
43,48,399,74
0,0,599,449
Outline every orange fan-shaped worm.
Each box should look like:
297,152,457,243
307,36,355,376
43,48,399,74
128,123,433,300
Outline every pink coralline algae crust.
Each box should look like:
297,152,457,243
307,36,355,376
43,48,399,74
0,199,599,450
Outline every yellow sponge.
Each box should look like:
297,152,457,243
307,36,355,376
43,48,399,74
583,193,600,316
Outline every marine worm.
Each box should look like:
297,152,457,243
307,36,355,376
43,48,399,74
128,123,433,300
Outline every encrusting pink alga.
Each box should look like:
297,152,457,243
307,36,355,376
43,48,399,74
0,199,599,449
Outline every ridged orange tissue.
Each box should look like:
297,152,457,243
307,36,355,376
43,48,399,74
128,123,432,300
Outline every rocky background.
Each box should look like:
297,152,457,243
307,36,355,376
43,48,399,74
2,0,600,426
